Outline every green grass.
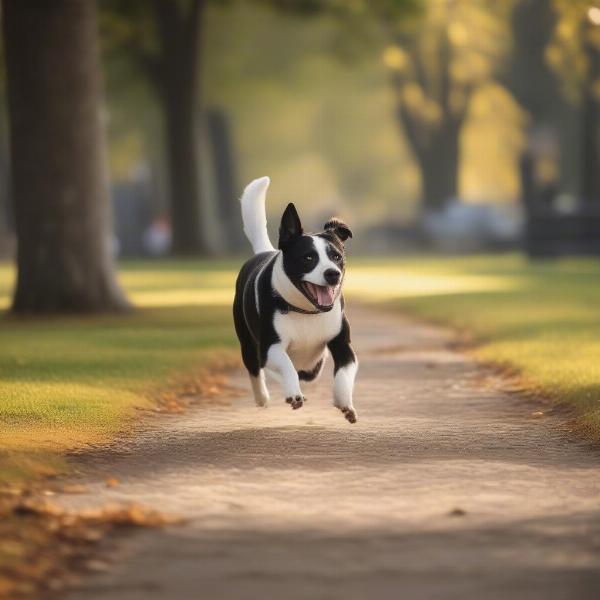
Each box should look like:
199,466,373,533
345,254,600,436
0,260,239,482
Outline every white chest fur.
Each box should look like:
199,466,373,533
273,299,343,370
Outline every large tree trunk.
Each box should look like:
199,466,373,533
3,0,129,313
154,0,208,255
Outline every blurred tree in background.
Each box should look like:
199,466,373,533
2,0,128,313
381,0,513,212
1,0,600,314
0,17,8,253
546,0,600,203
101,0,209,256
503,0,575,199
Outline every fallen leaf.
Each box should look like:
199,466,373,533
84,559,110,572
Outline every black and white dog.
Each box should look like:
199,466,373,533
233,177,358,423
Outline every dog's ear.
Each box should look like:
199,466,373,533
324,218,353,242
279,203,303,248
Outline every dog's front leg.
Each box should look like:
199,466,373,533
265,342,304,409
327,316,358,423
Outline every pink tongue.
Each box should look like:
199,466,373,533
316,285,335,306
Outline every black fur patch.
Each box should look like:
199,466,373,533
233,251,280,374
279,203,303,248
327,315,355,373
298,359,323,381
323,218,353,242
281,235,319,281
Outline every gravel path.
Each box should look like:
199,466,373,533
61,307,600,600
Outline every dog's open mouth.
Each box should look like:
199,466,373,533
301,282,336,308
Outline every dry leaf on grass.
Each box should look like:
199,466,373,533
1,488,183,600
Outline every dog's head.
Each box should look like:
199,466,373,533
278,203,352,312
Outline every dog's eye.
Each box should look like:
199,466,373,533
331,252,342,262
304,253,315,262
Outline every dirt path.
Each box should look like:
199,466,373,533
60,307,600,600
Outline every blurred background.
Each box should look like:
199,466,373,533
1,0,600,287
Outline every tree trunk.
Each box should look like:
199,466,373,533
581,92,600,204
3,0,129,313
581,27,600,204
154,0,208,255
417,126,460,212
391,28,463,214
0,131,10,237
206,108,245,253
395,97,461,213
504,0,580,200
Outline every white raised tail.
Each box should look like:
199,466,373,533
240,176,275,254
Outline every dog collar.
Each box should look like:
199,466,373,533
274,294,322,315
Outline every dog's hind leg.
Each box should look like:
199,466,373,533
249,370,270,407
234,301,270,407
240,342,270,407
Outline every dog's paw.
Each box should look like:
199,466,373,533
255,396,268,408
340,407,357,424
285,395,305,410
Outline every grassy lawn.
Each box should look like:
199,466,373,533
0,260,240,483
346,254,600,437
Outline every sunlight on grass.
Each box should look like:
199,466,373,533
345,268,517,299
0,262,13,310
0,260,238,481
348,254,600,437
121,263,238,307
129,288,234,307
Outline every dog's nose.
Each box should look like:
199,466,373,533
324,269,341,286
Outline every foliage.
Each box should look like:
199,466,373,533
546,0,600,102
204,2,422,221
381,1,514,142
98,1,163,181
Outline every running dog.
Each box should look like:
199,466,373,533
233,177,358,423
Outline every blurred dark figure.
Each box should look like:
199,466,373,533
113,167,154,258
